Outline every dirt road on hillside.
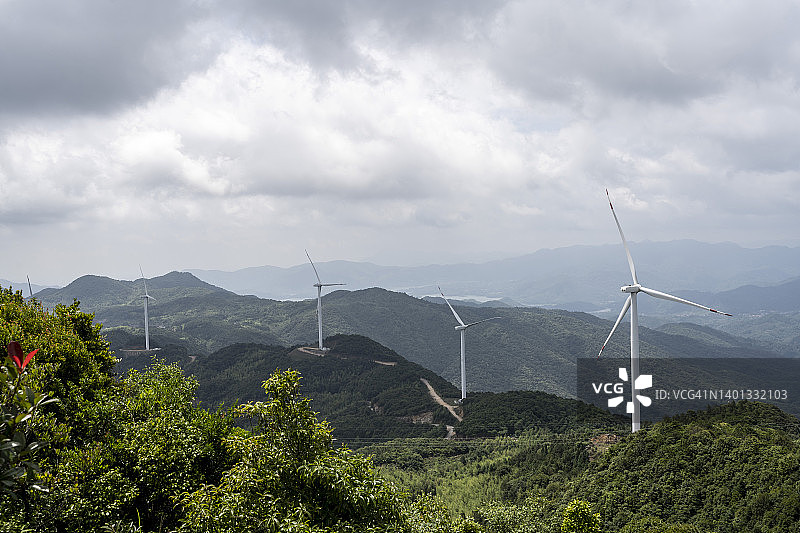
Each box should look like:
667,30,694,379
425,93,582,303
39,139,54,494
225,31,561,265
420,378,462,423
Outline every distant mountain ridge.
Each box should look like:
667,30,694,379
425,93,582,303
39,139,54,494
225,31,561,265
670,276,800,314
187,240,800,312
35,271,226,308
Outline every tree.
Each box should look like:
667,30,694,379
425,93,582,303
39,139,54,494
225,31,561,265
179,369,409,532
0,287,116,445
561,499,601,533
32,361,234,533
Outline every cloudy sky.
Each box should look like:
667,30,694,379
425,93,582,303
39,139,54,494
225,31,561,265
2,0,799,286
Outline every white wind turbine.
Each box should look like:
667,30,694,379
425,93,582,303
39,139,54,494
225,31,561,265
139,266,156,351
598,190,731,432
439,287,501,400
306,251,345,351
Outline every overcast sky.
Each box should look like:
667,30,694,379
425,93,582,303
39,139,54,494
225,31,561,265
2,0,799,286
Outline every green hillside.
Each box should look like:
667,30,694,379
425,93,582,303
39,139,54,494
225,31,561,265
367,401,800,532
566,401,800,531
118,334,462,443
457,391,627,437
37,272,784,396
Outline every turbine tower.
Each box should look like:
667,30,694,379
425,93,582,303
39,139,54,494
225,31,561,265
439,287,501,400
598,190,731,432
306,251,345,351
139,266,156,351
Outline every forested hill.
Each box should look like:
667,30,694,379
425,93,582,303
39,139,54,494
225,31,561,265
118,334,625,442
37,272,785,396
565,401,800,531
368,400,800,531
118,334,462,442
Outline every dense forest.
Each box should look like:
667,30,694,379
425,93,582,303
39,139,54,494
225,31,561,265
4,286,800,532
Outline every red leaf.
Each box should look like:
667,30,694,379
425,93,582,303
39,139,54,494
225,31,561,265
7,341,23,369
21,349,38,369
7,341,22,360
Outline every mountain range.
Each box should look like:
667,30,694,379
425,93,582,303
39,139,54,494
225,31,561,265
33,271,795,397
186,240,800,312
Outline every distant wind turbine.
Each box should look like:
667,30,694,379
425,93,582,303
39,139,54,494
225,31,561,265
139,266,156,351
598,190,731,432
439,287,501,400
306,251,345,351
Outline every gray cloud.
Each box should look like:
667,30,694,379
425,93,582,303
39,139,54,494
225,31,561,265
0,0,213,116
486,1,800,107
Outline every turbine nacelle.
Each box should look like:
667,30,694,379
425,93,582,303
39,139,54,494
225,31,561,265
621,284,641,294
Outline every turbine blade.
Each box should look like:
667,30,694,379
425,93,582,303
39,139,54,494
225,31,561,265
639,286,732,316
139,265,149,296
305,250,322,284
598,295,632,357
438,286,466,326
320,283,346,287
607,189,638,285
464,316,502,328
27,275,33,298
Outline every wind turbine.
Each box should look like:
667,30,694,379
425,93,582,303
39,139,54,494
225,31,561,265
306,251,345,351
598,190,731,432
139,266,156,351
439,287,501,400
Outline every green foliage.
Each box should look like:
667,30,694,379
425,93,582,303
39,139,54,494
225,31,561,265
32,361,234,532
666,399,800,436
474,497,558,533
458,391,625,437
0,348,58,515
369,430,597,517
565,402,800,532
179,368,408,532
0,286,116,446
560,500,600,533
370,402,800,532
618,517,706,533
403,495,484,533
